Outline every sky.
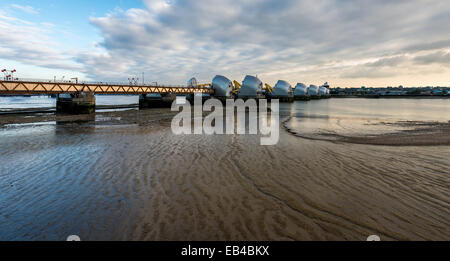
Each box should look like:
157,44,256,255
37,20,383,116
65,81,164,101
0,0,450,87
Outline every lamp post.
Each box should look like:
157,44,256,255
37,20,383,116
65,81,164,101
2,69,17,80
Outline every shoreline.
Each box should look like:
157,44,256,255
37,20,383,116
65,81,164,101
283,117,450,147
0,108,176,127
0,104,138,115
2,109,450,147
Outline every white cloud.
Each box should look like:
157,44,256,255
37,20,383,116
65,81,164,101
414,51,450,65
82,0,450,85
10,4,38,14
0,11,82,73
2,0,450,86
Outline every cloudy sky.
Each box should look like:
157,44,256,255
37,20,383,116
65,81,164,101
1,0,450,87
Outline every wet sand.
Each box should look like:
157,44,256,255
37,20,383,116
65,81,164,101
0,108,449,241
284,118,450,146
0,108,174,126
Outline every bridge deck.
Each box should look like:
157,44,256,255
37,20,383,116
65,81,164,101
0,80,214,95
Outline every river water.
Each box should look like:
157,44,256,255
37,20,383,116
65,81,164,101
0,97,449,240
0,95,138,111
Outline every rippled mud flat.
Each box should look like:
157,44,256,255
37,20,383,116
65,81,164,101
0,108,449,241
284,116,450,146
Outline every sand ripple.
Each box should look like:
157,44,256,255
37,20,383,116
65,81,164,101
0,109,449,241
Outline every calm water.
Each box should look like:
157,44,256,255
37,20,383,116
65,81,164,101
286,98,450,138
0,98,449,241
0,95,138,111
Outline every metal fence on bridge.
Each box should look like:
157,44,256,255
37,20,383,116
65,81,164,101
0,79,213,95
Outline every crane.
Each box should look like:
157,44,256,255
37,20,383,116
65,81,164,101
232,80,242,95
265,83,274,93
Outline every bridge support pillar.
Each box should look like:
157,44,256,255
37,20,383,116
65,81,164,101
139,94,176,109
56,92,96,114
186,94,211,105
267,96,294,103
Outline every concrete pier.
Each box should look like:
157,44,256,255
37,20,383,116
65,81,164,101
139,94,176,108
267,96,294,103
186,94,212,105
294,96,311,101
56,92,95,114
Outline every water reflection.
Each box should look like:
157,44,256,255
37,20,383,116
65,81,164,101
287,98,450,140
0,95,139,112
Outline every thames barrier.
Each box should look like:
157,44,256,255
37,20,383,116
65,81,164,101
0,75,333,114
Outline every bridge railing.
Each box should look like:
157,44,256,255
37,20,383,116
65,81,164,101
0,77,211,89
0,78,214,95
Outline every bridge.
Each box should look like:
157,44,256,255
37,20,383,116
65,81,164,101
0,80,213,95
0,79,214,114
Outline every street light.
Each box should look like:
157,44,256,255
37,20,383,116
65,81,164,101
2,69,17,80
